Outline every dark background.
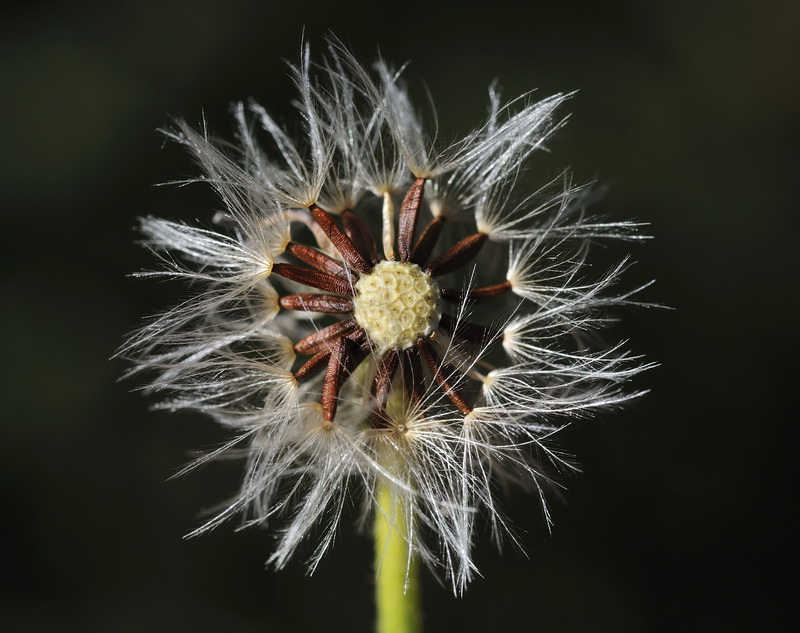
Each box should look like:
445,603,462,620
2,1,797,631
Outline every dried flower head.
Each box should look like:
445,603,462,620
122,42,650,594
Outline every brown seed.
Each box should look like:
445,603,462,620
342,210,379,265
410,215,446,266
369,349,401,428
440,280,511,304
272,263,354,296
417,338,472,415
321,338,350,422
398,178,426,262
279,294,354,314
320,331,369,422
426,232,487,276
293,320,361,356
285,242,353,280
294,350,332,380
309,204,373,274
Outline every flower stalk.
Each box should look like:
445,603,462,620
375,472,421,633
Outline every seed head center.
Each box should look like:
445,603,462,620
353,261,442,351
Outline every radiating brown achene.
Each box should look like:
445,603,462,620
275,176,511,423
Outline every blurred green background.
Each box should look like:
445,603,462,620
1,0,797,631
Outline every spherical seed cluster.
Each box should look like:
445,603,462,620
353,261,442,351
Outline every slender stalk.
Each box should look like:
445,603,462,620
381,191,396,261
374,475,421,633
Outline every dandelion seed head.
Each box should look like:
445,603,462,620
121,39,652,594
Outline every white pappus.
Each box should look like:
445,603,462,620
120,40,653,595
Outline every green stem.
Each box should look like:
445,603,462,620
374,477,421,633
